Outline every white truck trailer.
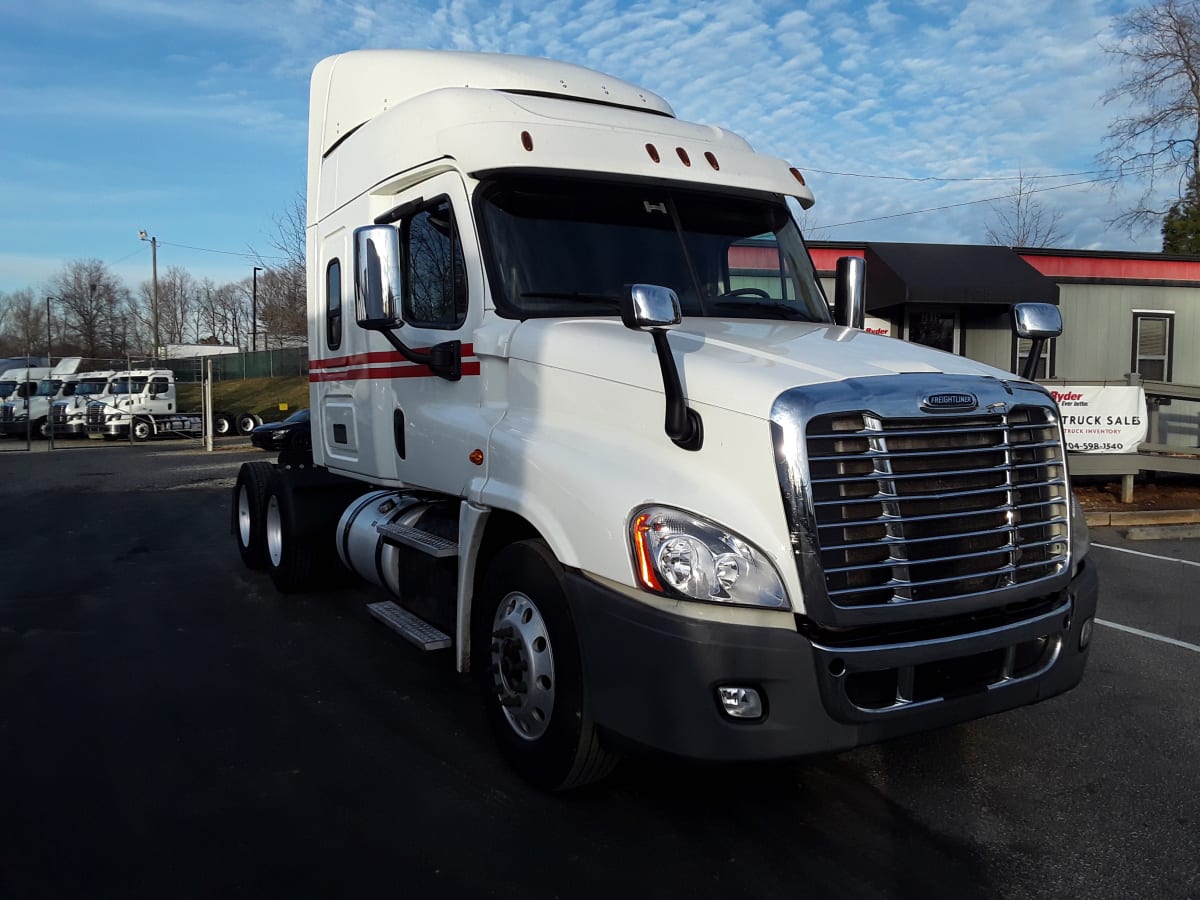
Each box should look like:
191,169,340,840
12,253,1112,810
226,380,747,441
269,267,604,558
231,50,1098,789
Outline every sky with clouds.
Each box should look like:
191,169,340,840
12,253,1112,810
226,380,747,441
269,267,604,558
0,0,1156,294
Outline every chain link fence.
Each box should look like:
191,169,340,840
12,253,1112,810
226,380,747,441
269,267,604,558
164,347,309,382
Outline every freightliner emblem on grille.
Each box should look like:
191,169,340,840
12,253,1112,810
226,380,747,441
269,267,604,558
921,392,978,412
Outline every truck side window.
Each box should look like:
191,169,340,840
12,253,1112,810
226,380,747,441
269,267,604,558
403,198,467,329
326,259,342,350
151,377,169,396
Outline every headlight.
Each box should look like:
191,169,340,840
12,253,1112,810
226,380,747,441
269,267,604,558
630,506,789,609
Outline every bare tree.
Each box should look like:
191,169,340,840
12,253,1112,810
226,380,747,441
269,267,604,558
49,260,128,359
984,172,1066,247
2,289,45,356
1100,0,1200,233
250,192,307,347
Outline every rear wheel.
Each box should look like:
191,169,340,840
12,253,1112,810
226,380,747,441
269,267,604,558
233,461,273,569
263,473,318,592
213,411,234,437
473,540,617,790
236,412,261,435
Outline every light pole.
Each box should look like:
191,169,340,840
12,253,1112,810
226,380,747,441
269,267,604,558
139,230,159,360
45,295,56,364
252,266,263,352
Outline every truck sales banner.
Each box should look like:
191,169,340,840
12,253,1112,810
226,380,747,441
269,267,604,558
1048,386,1147,454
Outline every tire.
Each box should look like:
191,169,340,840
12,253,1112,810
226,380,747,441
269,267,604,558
131,417,153,442
35,418,50,440
213,411,234,437
263,472,319,592
236,412,260,435
473,540,617,790
232,461,273,569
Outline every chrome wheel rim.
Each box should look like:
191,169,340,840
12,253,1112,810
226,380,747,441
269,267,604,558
490,591,555,740
266,495,283,567
238,484,253,547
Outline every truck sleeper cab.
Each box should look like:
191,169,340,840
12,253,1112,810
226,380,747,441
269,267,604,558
232,50,1098,790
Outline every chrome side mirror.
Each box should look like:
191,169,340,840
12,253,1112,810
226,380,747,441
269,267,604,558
354,225,403,330
834,256,865,329
620,283,682,332
1012,302,1062,340
1012,302,1062,380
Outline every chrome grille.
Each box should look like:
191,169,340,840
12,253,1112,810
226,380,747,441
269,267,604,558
0,404,13,424
806,406,1068,608
50,402,68,425
86,402,105,425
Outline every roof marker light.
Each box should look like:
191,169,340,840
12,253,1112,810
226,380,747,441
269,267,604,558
646,143,660,163
676,147,691,167
789,167,806,186
704,152,720,171
521,131,534,152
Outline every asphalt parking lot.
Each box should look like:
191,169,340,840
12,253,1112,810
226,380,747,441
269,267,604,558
0,440,1197,899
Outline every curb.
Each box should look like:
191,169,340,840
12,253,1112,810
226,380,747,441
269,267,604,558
1084,508,1200,527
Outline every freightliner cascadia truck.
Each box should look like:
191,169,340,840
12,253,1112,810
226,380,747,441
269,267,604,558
231,50,1097,790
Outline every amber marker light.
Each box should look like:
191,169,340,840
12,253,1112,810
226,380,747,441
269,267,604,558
521,131,534,151
645,143,661,163
631,513,664,592
469,449,484,466
676,147,691,166
704,151,719,171
789,167,806,186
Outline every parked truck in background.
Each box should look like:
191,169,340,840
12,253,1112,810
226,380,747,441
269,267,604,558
49,369,118,437
0,364,56,438
231,50,1098,789
85,369,205,442
0,358,85,439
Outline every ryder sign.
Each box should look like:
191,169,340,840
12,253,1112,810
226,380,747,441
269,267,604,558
1050,386,1147,454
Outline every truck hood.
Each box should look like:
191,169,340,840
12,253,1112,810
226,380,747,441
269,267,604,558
502,318,1016,419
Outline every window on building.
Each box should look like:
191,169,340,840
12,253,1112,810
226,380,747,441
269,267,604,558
1013,336,1056,379
1131,312,1173,382
403,197,466,329
326,259,342,350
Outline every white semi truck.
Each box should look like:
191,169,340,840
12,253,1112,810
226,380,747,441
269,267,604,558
48,369,118,437
0,364,56,438
0,358,85,439
231,50,1098,789
84,369,206,442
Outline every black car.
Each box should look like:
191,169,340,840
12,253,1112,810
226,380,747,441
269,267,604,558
250,408,311,451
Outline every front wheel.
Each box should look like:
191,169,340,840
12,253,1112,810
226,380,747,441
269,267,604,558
131,417,153,442
473,540,617,790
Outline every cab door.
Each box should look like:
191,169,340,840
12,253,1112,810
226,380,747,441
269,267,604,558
351,172,486,494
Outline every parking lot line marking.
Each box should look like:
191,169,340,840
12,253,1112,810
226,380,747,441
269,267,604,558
1091,543,1200,568
1095,619,1200,654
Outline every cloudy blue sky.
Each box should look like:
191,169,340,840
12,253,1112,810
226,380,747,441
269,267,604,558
0,0,1153,294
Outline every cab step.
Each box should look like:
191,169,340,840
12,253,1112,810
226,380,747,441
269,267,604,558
376,521,459,558
367,601,452,650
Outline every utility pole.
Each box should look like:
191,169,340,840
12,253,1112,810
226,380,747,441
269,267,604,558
45,295,55,364
252,266,263,352
140,230,159,360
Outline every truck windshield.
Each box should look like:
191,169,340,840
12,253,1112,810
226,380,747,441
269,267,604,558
477,176,830,322
36,379,63,397
76,381,108,396
0,381,16,398
110,379,147,395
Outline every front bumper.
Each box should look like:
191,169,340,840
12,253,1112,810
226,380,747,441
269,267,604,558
569,559,1098,762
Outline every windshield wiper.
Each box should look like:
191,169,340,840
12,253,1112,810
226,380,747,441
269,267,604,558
708,299,810,321
520,291,623,314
